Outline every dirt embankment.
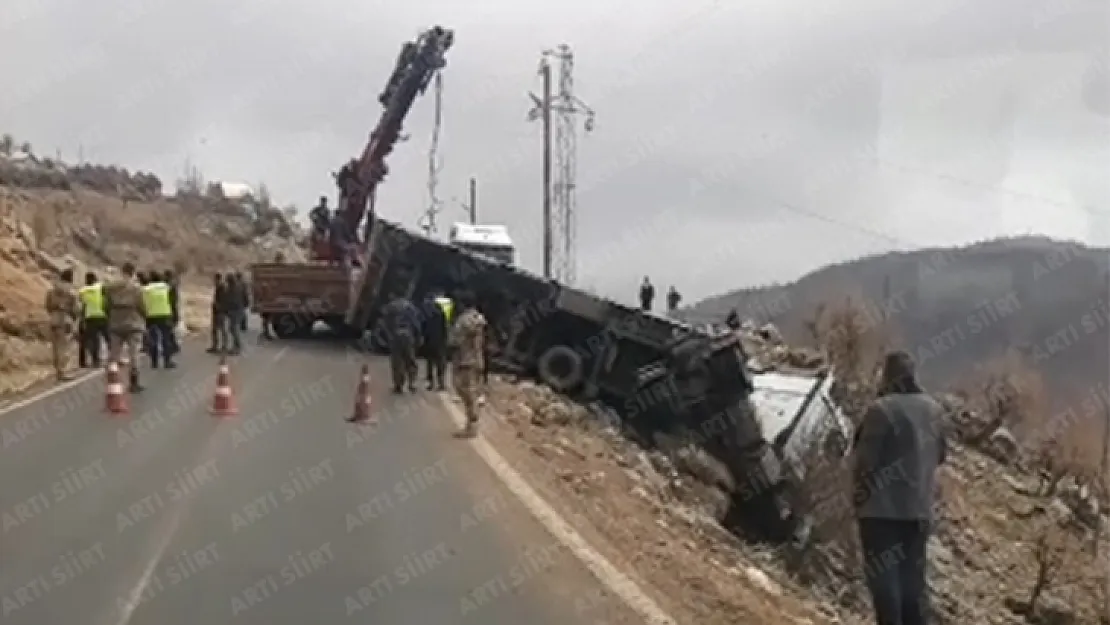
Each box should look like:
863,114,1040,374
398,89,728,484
472,313,1109,625
0,184,301,396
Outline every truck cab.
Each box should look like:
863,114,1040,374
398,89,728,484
448,223,515,265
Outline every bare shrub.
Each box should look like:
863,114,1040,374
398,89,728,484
961,351,1047,446
808,293,894,421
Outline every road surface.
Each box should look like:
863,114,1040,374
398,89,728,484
0,331,635,624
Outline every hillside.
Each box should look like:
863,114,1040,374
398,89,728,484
689,236,1109,409
0,144,302,396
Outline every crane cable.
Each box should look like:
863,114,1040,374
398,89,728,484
422,71,445,235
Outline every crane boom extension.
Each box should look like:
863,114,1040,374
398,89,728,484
321,26,455,261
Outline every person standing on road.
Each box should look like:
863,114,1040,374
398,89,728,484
381,294,422,393
207,273,228,354
45,267,80,381
77,271,108,368
104,262,148,392
224,273,247,355
163,270,181,358
142,271,176,369
448,291,487,438
421,292,449,390
852,351,947,625
234,271,250,332
638,276,655,312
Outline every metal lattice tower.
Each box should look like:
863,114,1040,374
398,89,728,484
529,44,594,284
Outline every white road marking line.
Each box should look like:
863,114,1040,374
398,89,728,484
437,394,678,625
0,370,101,415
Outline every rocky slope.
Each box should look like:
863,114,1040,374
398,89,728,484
0,183,301,397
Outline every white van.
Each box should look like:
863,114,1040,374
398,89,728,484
448,223,515,265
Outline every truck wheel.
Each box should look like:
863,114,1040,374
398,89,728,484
272,314,299,339
537,345,583,393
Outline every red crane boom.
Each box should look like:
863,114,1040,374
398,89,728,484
311,26,455,262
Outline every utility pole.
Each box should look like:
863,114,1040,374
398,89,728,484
468,177,477,224
528,45,594,284
533,61,554,279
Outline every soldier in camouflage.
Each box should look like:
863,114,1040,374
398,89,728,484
381,294,422,393
104,262,148,392
448,291,487,438
44,267,80,381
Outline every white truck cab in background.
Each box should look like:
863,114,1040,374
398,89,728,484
449,222,515,265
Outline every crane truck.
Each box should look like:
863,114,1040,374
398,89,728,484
250,26,843,541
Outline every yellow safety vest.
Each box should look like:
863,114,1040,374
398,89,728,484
143,282,173,318
435,297,453,323
78,284,106,319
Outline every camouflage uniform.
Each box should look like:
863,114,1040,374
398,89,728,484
449,307,487,436
382,297,420,392
104,276,148,391
44,280,80,380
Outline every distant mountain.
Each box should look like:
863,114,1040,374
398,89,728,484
688,236,1110,406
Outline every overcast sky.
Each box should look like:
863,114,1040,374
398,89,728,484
2,0,1107,304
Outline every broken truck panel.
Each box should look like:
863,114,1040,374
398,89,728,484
748,370,853,480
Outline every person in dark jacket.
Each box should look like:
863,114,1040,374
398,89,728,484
638,276,654,312
223,273,247,355
852,351,947,625
421,294,449,390
234,271,249,332
163,270,181,357
207,273,228,354
381,295,422,393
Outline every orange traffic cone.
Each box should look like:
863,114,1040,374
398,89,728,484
210,356,238,417
104,361,129,415
346,364,374,423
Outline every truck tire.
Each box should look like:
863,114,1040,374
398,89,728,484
272,314,312,339
537,345,583,393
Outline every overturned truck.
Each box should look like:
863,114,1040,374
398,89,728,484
342,219,844,540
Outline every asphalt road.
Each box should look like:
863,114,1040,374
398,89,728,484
0,330,631,624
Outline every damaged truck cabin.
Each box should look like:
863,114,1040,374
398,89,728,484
345,219,849,541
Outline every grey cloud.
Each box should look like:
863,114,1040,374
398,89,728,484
2,0,1106,303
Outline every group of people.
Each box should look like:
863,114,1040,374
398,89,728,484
372,289,488,438
44,263,180,392
638,276,682,314
206,272,251,355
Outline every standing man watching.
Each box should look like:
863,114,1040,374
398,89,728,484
448,291,486,438
381,293,421,393
143,271,176,369
78,271,108,368
163,270,181,358
421,292,449,390
45,267,80,381
638,276,655,312
207,273,228,354
852,351,947,625
224,272,247,355
104,262,148,392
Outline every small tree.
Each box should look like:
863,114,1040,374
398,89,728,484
0,134,13,155
18,141,32,155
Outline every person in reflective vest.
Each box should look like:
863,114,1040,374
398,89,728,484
78,272,109,368
435,295,453,324
142,271,177,369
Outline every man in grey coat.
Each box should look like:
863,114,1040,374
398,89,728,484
852,351,947,625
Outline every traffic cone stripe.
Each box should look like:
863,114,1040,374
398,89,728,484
348,364,373,423
210,357,238,417
104,360,129,415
